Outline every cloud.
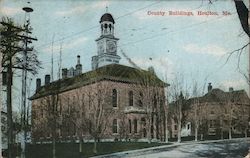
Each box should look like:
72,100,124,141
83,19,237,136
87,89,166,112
42,37,88,53
55,1,110,17
127,56,173,80
183,44,227,56
0,6,22,16
55,4,87,16
90,1,110,9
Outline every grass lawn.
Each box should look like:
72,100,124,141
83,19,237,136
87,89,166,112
26,141,169,158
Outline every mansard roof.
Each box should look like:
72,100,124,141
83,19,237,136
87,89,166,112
30,64,168,100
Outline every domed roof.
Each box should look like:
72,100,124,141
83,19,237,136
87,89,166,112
100,13,115,24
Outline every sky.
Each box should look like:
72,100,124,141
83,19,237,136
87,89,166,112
0,0,249,110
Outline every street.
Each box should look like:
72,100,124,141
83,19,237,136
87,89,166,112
94,139,250,158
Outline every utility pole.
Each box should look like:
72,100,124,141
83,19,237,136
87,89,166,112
21,6,36,158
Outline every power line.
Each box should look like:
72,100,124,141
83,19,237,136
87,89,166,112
36,11,238,67
35,1,162,50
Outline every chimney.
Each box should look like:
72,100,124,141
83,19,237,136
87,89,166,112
229,87,234,92
77,55,80,65
75,55,82,76
148,66,155,74
36,78,41,91
208,83,212,92
45,74,50,85
62,68,68,79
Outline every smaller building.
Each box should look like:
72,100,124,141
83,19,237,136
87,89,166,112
169,83,250,139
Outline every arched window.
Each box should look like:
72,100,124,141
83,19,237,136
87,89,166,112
143,128,147,138
112,119,118,133
109,24,112,31
134,119,137,133
153,94,157,109
112,89,118,107
128,119,132,133
129,91,133,106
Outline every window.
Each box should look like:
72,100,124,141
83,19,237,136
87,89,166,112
113,119,118,133
209,120,215,128
174,125,177,130
153,94,157,108
112,89,118,107
134,119,137,133
73,96,76,105
109,24,112,31
59,98,62,115
129,119,132,133
143,128,147,138
129,91,133,106
41,109,44,118
138,92,143,107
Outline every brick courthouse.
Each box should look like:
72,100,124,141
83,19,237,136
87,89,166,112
30,12,168,142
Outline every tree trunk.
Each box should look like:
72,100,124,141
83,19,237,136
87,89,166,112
165,115,168,143
245,129,248,138
7,56,13,158
147,114,152,144
195,125,198,141
229,128,232,140
93,138,97,154
79,139,83,153
177,121,181,143
52,137,56,158
177,102,182,143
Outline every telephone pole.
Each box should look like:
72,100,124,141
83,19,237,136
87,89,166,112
21,6,36,158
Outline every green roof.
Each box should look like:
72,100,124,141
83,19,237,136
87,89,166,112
30,64,168,100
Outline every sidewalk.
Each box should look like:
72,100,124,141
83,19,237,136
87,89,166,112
91,137,250,158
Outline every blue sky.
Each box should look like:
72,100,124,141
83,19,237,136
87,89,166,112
0,0,249,110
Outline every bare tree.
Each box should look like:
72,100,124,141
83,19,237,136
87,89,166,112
168,74,190,143
220,90,250,139
85,82,113,153
129,69,166,143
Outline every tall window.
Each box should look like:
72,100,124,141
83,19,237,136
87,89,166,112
153,94,157,109
82,94,85,107
129,119,132,133
209,120,215,128
112,89,118,107
134,119,137,133
129,91,133,106
113,119,118,133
